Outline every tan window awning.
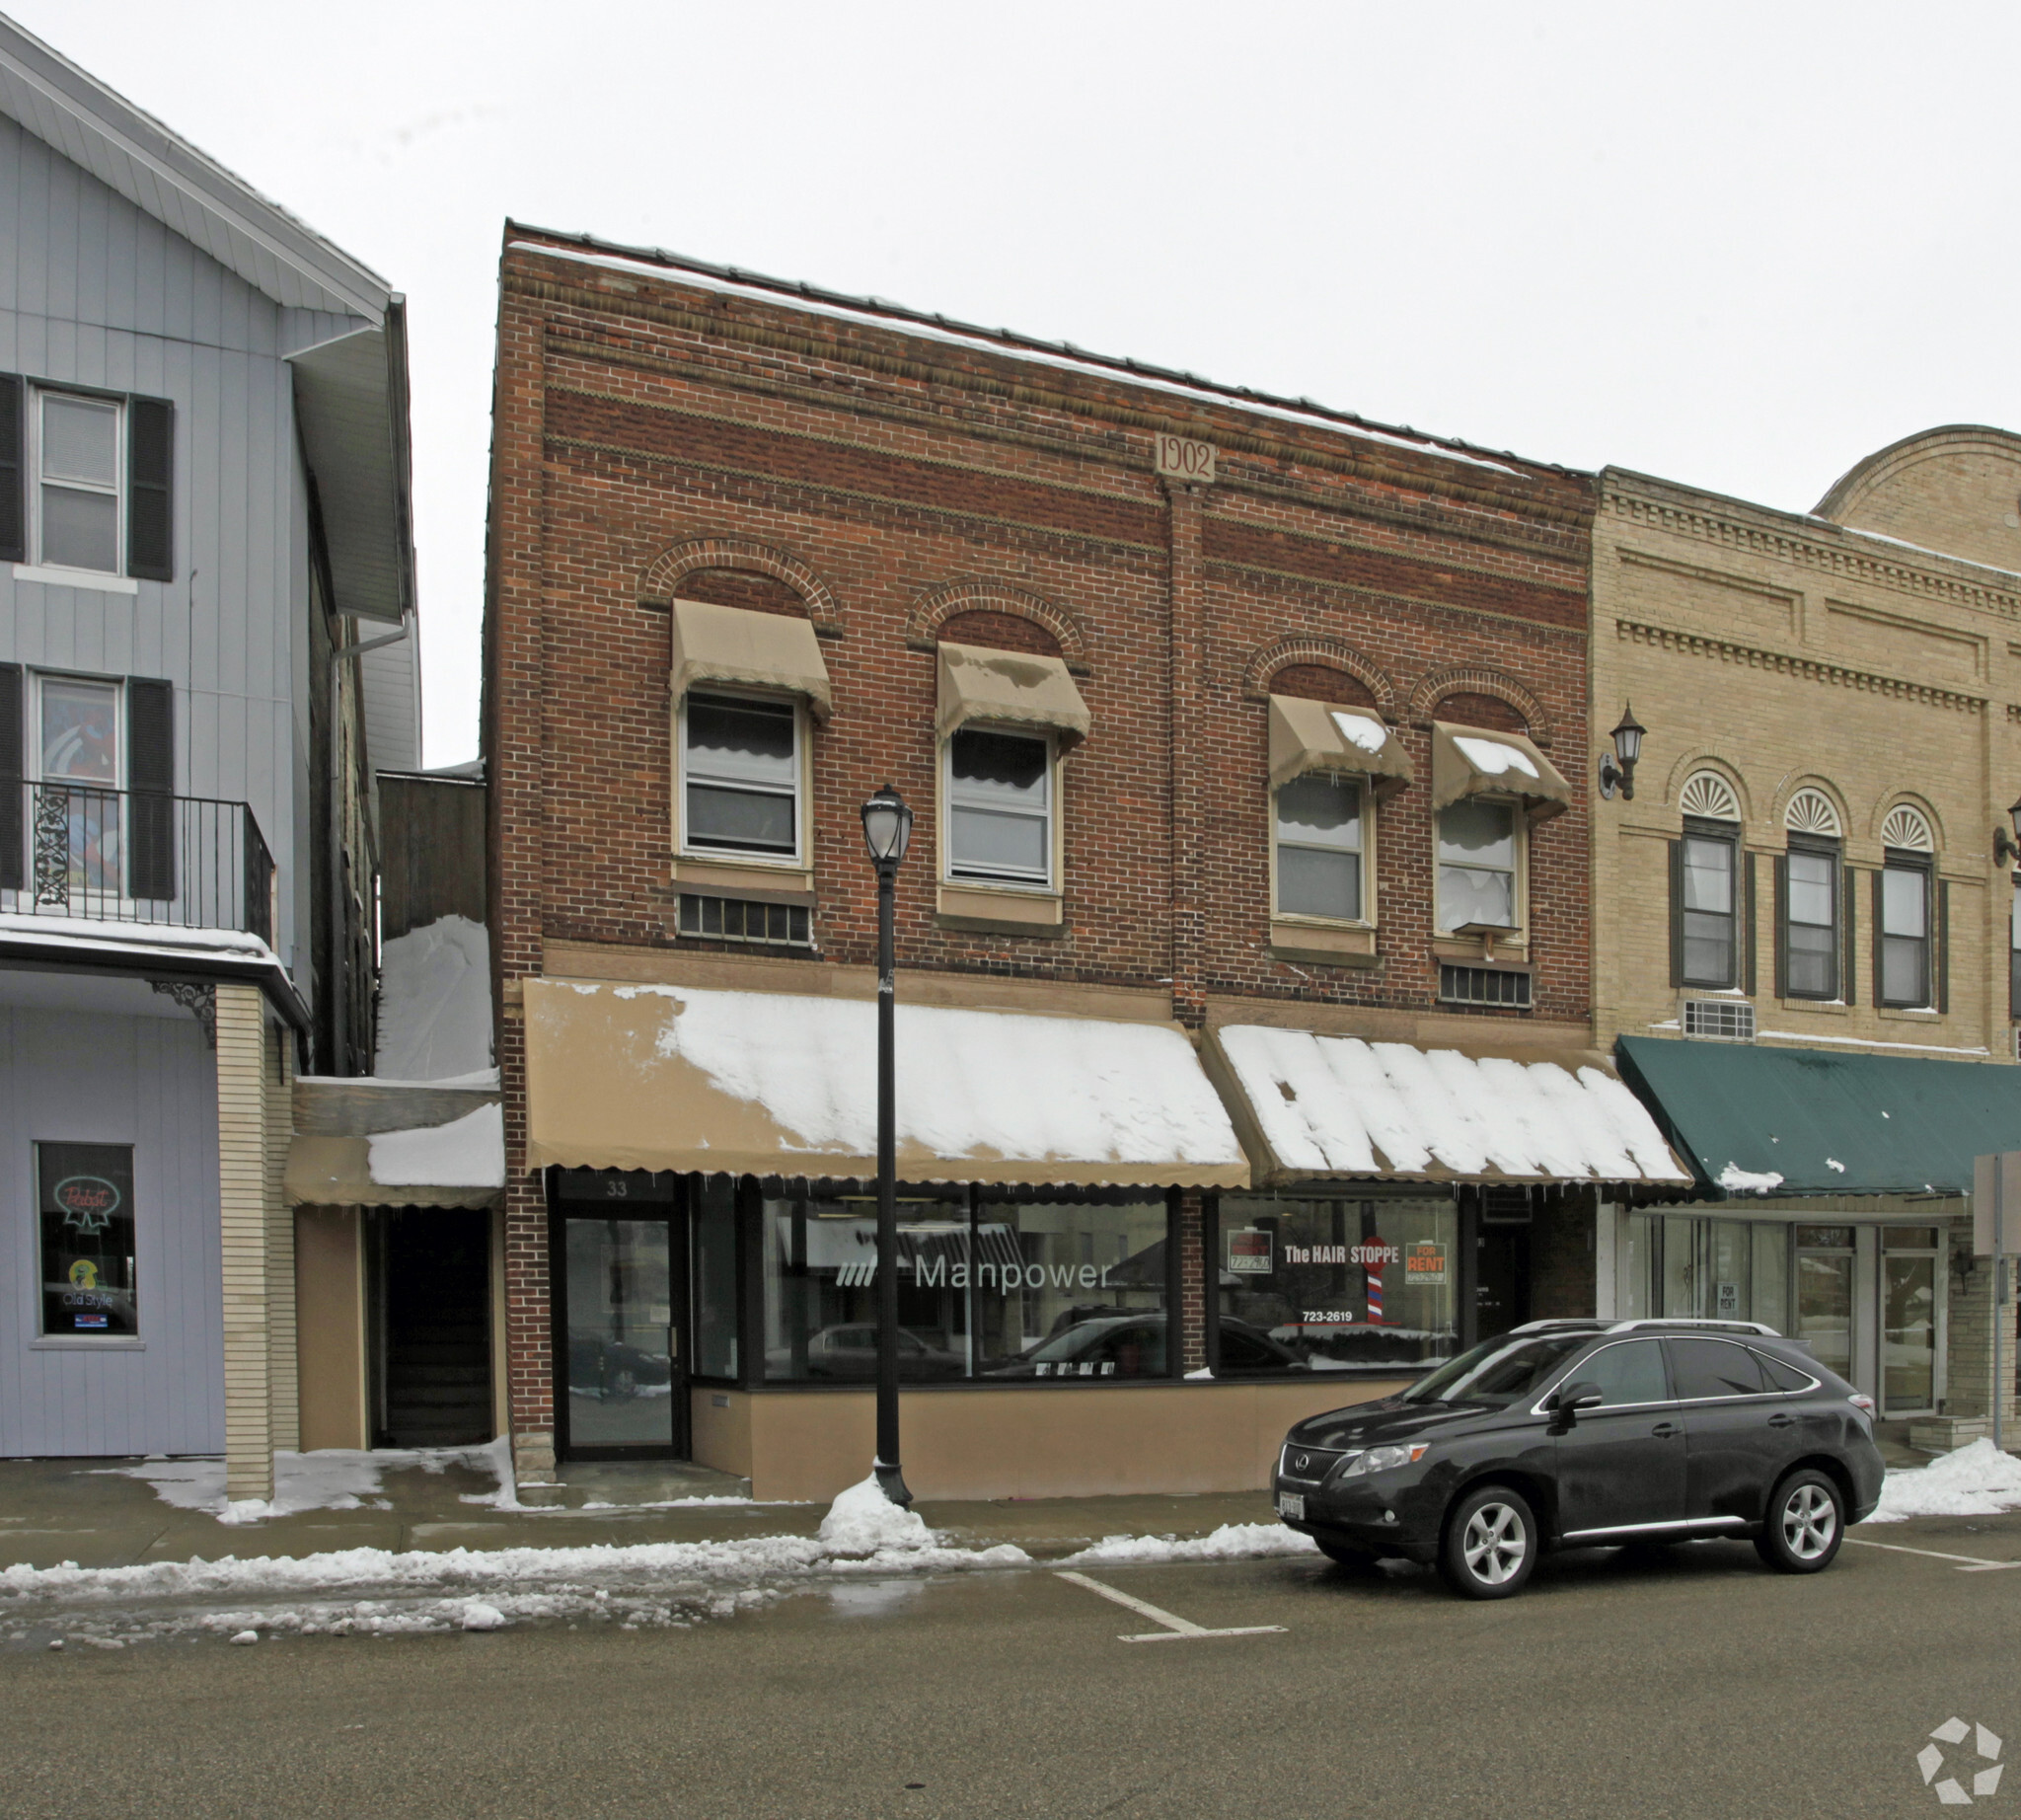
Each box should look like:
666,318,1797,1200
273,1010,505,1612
936,642,1090,747
671,597,831,724
285,1103,505,1210
1203,1025,1690,1188
1267,695,1414,797
522,977,1246,1189
1430,721,1571,822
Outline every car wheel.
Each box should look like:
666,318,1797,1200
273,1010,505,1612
1315,1539,1380,1571
1754,1469,1844,1574
610,1367,637,1401
1440,1484,1536,1601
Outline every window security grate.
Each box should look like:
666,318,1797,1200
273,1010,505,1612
1438,963,1532,1009
1683,999,1756,1041
677,893,811,948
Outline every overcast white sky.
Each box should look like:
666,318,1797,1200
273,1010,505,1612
17,2,2021,763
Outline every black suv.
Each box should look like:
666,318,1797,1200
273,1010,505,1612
1272,1319,1885,1600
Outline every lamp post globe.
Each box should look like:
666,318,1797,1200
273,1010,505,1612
861,784,914,868
861,784,913,1507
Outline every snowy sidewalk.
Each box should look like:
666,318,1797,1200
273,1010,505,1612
0,1448,1283,1574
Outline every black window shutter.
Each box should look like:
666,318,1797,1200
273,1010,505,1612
1938,877,1950,1015
1772,856,1788,1000
1871,870,1885,1009
125,396,173,582
1744,850,1758,996
1841,865,1857,1008
0,375,22,565
1667,839,1684,987
125,677,174,900
0,662,20,890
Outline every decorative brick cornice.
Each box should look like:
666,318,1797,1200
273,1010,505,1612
637,535,843,633
1605,482,2021,620
1406,663,1553,745
1240,635,1396,714
904,577,1089,670
1617,619,1986,716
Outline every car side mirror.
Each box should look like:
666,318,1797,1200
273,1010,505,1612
1553,1382,1604,1421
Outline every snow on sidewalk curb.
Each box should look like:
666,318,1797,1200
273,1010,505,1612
1863,1438,2021,1523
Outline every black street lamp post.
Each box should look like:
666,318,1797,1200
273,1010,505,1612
860,784,915,1507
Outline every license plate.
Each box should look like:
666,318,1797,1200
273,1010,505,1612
1277,1492,1305,1521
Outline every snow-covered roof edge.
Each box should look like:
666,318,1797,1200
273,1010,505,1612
505,225,1585,487
0,15,391,320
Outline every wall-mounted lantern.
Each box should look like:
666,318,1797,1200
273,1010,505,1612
1597,705,1647,802
1993,796,2021,867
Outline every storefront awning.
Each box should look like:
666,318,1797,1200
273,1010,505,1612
1615,1035,2021,1199
523,978,1248,1188
1430,721,1571,823
671,597,832,723
285,1103,505,1210
1206,1025,1690,1187
936,642,1090,748
1267,695,1414,798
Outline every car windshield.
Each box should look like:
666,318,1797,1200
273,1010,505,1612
1399,1333,1590,1407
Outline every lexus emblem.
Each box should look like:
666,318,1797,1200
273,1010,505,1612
1294,1453,1310,1472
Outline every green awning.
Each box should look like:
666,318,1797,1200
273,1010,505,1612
1614,1035,2021,1199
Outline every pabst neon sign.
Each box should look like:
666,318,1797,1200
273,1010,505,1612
53,1176,120,1235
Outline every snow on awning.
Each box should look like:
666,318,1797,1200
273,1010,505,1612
1267,695,1414,798
286,1104,505,1210
671,597,832,723
1206,1025,1690,1186
522,978,1247,1189
936,643,1090,748
1430,721,1571,823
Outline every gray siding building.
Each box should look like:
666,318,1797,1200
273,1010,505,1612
0,17,417,1496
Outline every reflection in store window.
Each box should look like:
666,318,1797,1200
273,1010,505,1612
761,1195,1170,1382
1214,1195,1458,1373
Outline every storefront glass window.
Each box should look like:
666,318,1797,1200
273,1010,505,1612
761,1194,1170,1382
37,1140,136,1336
1634,1215,1790,1333
1214,1194,1458,1374
691,1177,738,1379
1796,1225,1855,1381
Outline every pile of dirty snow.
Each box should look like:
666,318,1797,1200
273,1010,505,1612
817,1475,937,1553
1059,1524,1319,1565
1866,1438,2021,1523
374,915,493,1080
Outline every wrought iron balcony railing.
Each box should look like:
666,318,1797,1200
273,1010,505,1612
0,782,276,946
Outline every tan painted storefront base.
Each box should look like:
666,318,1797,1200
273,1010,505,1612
690,1380,1409,1503
294,1206,368,1451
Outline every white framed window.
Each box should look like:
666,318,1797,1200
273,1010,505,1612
679,690,801,863
1274,773,1365,922
1782,839,1840,999
36,673,122,787
944,725,1053,887
1681,822,1740,989
35,391,123,575
1436,797,1521,932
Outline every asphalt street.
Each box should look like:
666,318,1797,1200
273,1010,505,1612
5,1515,2020,1820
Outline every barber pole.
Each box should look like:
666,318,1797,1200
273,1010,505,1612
1352,1236,1389,1326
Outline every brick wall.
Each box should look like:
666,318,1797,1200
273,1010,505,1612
485,231,1598,1453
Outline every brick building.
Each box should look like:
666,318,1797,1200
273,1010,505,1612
1590,427,2021,1446
483,226,1685,1499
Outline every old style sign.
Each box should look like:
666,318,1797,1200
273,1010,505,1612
1154,434,1215,485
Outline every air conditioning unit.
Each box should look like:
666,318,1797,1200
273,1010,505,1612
1683,999,1755,1042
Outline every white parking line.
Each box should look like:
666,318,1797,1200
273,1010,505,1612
1054,1570,1288,1643
1847,1538,2021,1572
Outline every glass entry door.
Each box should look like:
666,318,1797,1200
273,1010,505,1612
558,1211,688,1459
1881,1226,1942,1414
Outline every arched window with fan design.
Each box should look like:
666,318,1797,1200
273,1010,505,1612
1670,770,1748,991
1876,802,1941,1010
1776,789,1846,1002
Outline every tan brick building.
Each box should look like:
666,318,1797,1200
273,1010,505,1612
481,227,1687,1500
1591,427,2021,1442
